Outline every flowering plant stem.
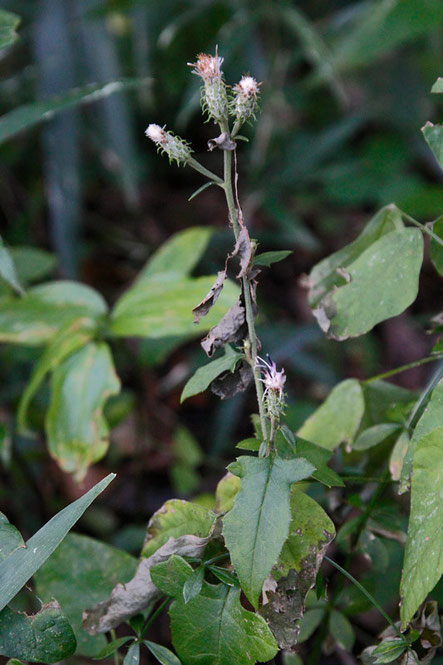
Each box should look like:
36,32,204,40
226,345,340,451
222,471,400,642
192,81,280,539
219,119,269,444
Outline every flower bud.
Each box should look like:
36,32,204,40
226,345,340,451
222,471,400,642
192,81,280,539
231,75,260,122
145,124,192,166
188,51,228,123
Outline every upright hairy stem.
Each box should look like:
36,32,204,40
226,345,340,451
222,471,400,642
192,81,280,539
220,121,269,442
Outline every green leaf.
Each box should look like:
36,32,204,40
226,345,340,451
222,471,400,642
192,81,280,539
0,601,76,663
143,640,182,665
0,239,23,295
0,281,107,346
313,228,423,340
137,227,213,281
353,423,401,451
181,346,243,402
110,275,239,339
0,79,150,144
17,317,97,432
0,515,24,562
298,379,364,450
422,122,443,170
215,473,241,513
35,533,137,657
400,426,443,627
207,566,240,587
123,642,139,665
183,566,204,604
222,455,315,608
400,378,443,490
9,247,57,286
260,491,335,648
46,342,120,480
308,205,404,308
292,438,344,487
430,216,443,275
141,500,215,559
431,77,443,93
297,608,325,643
0,473,114,612
0,9,20,50
329,610,355,651
151,556,277,665
95,637,134,660
235,437,260,451
252,250,293,268
371,638,407,663
389,431,410,482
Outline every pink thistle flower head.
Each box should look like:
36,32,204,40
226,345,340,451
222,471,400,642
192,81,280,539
188,52,224,82
187,48,228,123
256,354,286,419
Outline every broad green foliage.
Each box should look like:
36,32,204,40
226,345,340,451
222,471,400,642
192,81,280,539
0,281,106,346
0,9,20,50
313,228,423,339
35,534,137,657
138,227,212,280
298,379,364,450
0,474,114,612
151,556,278,665
0,79,150,144
308,205,403,308
0,602,76,663
141,499,216,558
259,492,335,648
181,345,243,402
110,227,239,340
291,438,344,487
46,342,120,481
222,455,315,608
110,275,239,339
400,426,443,627
17,317,97,432
422,122,443,170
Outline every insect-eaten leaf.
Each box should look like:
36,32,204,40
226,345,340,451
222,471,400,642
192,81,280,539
259,492,335,649
306,205,423,339
223,455,315,608
0,601,76,663
180,345,243,403
45,342,120,481
151,555,278,665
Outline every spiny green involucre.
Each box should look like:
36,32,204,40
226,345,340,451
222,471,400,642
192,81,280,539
188,52,228,123
145,124,193,166
230,75,260,122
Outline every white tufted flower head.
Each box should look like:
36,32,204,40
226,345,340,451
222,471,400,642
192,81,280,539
188,49,228,123
145,123,192,166
231,75,260,122
256,354,286,419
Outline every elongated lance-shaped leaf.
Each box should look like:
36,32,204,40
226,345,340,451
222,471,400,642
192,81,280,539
0,473,115,612
222,455,315,608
